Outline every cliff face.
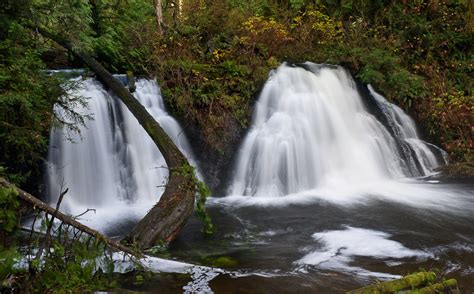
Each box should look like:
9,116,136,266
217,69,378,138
175,109,246,194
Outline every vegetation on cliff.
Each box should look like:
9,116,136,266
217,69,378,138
148,0,472,183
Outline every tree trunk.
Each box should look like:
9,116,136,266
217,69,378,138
429,0,439,12
178,0,183,18
469,0,474,32
30,25,196,250
154,0,164,35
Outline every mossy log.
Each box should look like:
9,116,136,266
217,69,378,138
30,25,196,250
347,271,437,294
0,177,139,257
404,279,458,294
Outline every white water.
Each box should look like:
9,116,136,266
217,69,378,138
46,77,197,232
295,226,430,278
223,63,453,210
368,85,447,176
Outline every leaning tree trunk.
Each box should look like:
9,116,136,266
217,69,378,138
31,26,195,250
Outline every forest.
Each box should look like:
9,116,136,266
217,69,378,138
1,0,473,292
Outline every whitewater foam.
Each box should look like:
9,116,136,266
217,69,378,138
213,180,473,215
295,226,430,278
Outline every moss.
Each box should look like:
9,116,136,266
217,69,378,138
203,256,239,268
405,279,458,294
347,272,462,294
348,271,437,293
175,164,214,234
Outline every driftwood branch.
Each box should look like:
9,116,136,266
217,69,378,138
0,178,140,257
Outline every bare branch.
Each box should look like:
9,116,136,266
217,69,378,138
74,208,97,218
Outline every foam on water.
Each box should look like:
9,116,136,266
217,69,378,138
107,253,284,293
212,180,473,215
295,226,430,278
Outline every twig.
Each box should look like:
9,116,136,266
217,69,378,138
74,208,96,218
33,186,68,267
27,211,41,262
20,227,46,237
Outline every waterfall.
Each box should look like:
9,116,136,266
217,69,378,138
229,63,446,197
46,77,197,232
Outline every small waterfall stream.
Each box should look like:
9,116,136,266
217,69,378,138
229,63,446,197
46,77,197,232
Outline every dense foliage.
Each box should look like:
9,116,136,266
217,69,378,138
0,9,61,189
0,1,89,191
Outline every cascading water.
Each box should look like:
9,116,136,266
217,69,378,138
46,77,197,233
368,85,447,176
229,63,446,197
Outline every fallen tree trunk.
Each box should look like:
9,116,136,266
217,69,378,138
0,177,139,257
29,25,196,250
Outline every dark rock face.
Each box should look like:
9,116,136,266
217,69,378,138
169,108,248,196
